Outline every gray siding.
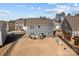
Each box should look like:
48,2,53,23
0,22,7,46
61,18,72,36
72,31,79,37
26,25,53,37
0,31,2,45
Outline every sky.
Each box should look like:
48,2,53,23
0,3,79,21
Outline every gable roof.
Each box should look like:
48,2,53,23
15,18,26,24
26,18,53,26
65,16,79,31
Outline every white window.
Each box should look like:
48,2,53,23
30,26,34,29
76,32,79,36
30,32,34,35
48,32,50,35
74,32,76,36
78,32,79,36
73,32,77,36
38,26,40,28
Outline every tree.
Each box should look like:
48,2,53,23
40,16,46,19
61,12,66,17
43,16,46,19
67,13,71,16
17,18,24,20
58,18,61,23
55,12,66,22
24,19,27,26
40,16,42,19
75,14,79,16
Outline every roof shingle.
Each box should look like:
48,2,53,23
26,18,53,26
66,16,79,31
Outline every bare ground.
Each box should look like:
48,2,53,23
10,35,77,56
0,31,24,56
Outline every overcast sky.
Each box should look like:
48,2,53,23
0,3,79,21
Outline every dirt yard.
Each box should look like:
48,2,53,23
0,31,24,56
10,35,77,56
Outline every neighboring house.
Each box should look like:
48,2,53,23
0,21,7,46
15,18,26,30
53,21,61,31
61,16,79,38
5,21,9,32
8,21,15,31
24,18,53,37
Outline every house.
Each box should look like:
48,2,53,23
53,21,61,31
24,18,53,38
8,20,15,31
0,21,7,46
15,18,26,30
61,16,79,39
5,21,9,32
